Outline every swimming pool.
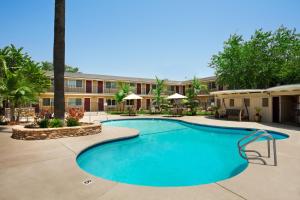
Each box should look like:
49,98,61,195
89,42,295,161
77,119,288,187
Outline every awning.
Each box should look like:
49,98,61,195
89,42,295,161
266,84,300,92
210,89,265,95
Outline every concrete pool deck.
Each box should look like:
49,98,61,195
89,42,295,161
0,115,299,200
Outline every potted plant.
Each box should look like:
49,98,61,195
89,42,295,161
254,107,262,122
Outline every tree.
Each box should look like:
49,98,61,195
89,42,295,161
53,0,65,120
114,82,132,111
210,26,300,89
0,45,50,122
152,76,166,112
185,77,207,115
40,61,79,73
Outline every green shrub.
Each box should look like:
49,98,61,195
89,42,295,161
66,117,80,127
49,118,64,128
107,111,129,115
196,111,213,116
39,119,49,128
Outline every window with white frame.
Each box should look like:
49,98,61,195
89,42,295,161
106,99,116,106
126,99,134,106
67,80,82,88
105,82,117,89
42,98,54,106
68,98,82,106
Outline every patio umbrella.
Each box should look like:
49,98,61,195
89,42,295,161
123,93,143,116
166,93,187,100
166,93,187,116
123,93,143,100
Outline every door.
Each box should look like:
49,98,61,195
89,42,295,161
182,86,186,95
137,83,141,94
146,99,151,110
98,98,104,111
146,84,150,94
84,98,90,111
86,80,92,93
97,81,103,93
137,99,141,110
176,86,180,93
272,97,280,123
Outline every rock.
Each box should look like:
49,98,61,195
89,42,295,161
40,134,47,139
25,136,36,140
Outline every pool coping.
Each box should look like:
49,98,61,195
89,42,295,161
76,132,139,159
101,117,290,138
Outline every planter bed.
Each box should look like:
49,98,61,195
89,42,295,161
12,123,101,140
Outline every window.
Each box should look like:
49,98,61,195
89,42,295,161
244,98,250,107
230,99,234,107
208,82,216,90
68,98,82,106
211,82,216,89
67,80,76,87
126,99,134,105
42,98,53,106
130,83,135,87
152,84,156,89
105,82,117,89
76,80,82,87
262,98,269,107
106,99,116,106
170,86,175,91
67,80,82,88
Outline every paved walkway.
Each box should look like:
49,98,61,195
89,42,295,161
0,115,299,200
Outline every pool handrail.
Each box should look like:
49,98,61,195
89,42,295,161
238,129,277,166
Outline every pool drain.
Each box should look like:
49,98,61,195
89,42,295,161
83,179,92,185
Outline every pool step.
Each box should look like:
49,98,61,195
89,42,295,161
237,129,277,166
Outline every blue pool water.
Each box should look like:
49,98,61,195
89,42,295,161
77,119,288,187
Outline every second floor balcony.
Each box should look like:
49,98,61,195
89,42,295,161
46,85,189,96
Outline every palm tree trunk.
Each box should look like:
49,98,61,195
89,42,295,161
53,0,65,120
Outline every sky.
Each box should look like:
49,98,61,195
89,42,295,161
1,0,300,80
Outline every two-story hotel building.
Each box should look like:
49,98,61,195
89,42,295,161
39,71,221,112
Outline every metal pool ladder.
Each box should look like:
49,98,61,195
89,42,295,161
238,130,277,166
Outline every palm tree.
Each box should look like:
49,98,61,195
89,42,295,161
0,66,37,122
53,0,65,119
0,46,50,122
114,82,132,111
185,77,207,115
152,76,166,112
